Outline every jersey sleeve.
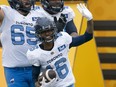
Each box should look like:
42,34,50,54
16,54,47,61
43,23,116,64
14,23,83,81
0,5,12,17
26,49,41,66
0,6,12,33
62,6,75,23
61,32,72,45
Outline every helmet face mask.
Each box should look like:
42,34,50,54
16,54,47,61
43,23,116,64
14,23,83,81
8,0,36,14
41,0,64,14
34,17,57,43
38,28,56,43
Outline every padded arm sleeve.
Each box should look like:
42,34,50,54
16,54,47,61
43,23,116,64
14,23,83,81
70,32,93,48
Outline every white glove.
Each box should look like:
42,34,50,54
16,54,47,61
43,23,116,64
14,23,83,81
77,3,93,21
40,77,57,87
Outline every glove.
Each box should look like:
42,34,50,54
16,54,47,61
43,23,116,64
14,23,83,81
40,77,57,87
77,3,93,21
54,14,67,33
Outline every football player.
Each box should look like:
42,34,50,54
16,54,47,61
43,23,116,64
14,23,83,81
33,0,78,86
39,0,78,36
27,3,93,87
0,0,41,87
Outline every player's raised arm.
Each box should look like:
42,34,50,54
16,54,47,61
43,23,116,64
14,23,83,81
70,3,93,48
77,3,93,34
0,7,4,26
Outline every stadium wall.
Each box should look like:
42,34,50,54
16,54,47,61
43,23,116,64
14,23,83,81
88,0,116,20
88,0,116,87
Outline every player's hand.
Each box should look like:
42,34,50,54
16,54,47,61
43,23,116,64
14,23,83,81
77,3,93,21
40,77,57,87
54,14,67,32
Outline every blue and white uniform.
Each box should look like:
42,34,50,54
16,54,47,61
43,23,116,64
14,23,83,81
0,5,41,67
0,5,42,87
27,32,75,87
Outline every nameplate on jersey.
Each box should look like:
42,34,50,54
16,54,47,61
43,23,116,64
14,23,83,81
32,17,40,21
58,44,66,52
